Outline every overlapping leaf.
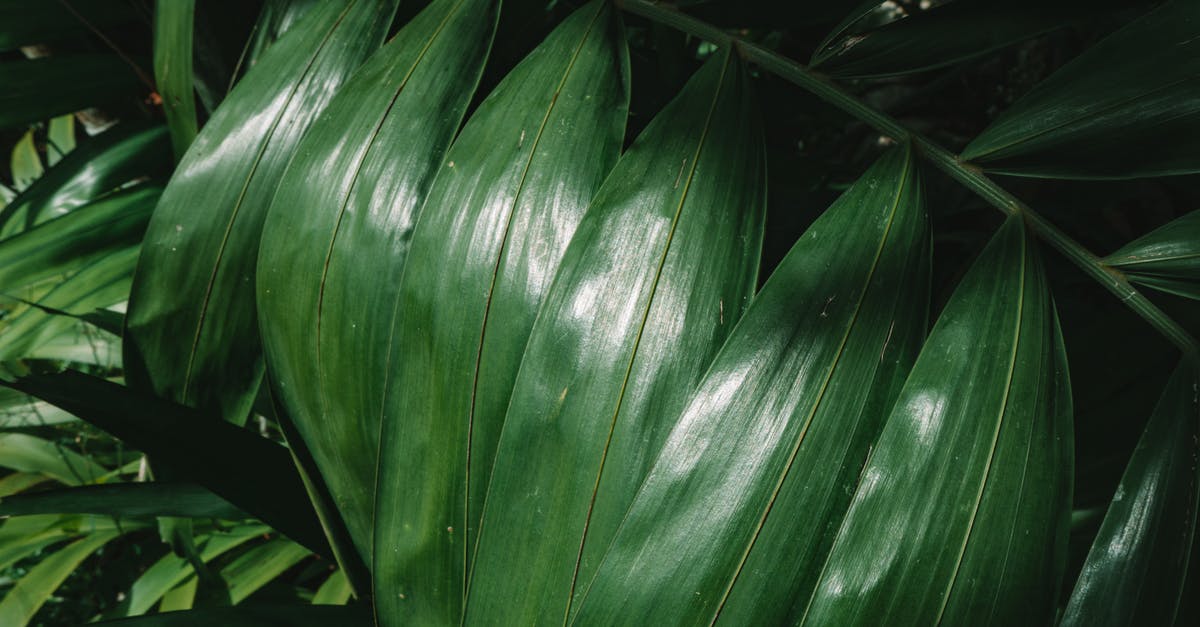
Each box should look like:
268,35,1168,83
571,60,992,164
0,123,170,238
797,217,1072,626
0,0,136,51
1104,210,1200,300
124,0,398,426
257,0,499,570
962,0,1200,178
0,483,244,520
466,47,765,625
0,529,120,625
1061,361,1199,626
813,0,1111,78
370,3,629,622
570,146,927,625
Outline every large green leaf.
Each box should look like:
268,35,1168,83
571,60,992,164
813,0,1110,78
94,605,372,627
0,185,159,295
795,217,1072,625
123,0,398,426
257,0,499,570
464,47,765,625
237,0,323,82
0,123,170,238
0,370,330,557
0,482,244,520
1104,210,1200,301
0,530,120,625
0,54,146,131
961,0,1200,178
568,146,927,624
0,432,109,486
371,2,629,621
0,0,136,51
1061,361,1199,626
154,0,199,160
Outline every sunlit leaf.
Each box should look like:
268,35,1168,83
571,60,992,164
154,0,199,159
124,0,399,425
0,530,120,626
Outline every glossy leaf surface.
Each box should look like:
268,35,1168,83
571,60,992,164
0,54,145,130
798,217,1072,626
258,0,499,571
1,371,329,557
1061,362,1199,626
154,0,199,159
124,0,398,425
372,3,629,621
962,0,1200,178
0,123,170,238
467,48,765,625
1105,210,1200,301
0,482,244,520
571,146,927,625
813,0,1115,78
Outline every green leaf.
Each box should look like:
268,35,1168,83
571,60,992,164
0,387,79,427
45,115,75,167
0,370,330,557
235,0,323,85
94,605,372,627
123,0,399,426
220,537,311,603
463,47,765,625
812,0,1117,78
157,578,198,612
569,146,927,625
10,130,42,191
0,432,109,486
961,0,1200,178
0,0,137,52
123,525,266,616
154,0,199,160
0,123,170,238
0,482,245,520
1061,361,1200,626
796,217,1072,625
372,3,629,621
257,0,499,570
311,569,351,605
0,472,50,497
0,248,137,362
0,530,120,626
0,185,159,295
0,54,146,131
1104,210,1200,301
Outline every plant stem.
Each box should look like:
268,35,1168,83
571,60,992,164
617,0,1200,360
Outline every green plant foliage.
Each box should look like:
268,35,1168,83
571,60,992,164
962,0,1200,178
153,0,198,160
1105,210,1200,301
0,55,146,131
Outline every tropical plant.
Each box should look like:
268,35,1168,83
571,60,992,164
0,0,1197,625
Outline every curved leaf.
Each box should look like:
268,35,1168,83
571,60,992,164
570,146,927,625
0,482,244,520
813,0,1120,78
0,530,120,626
0,54,146,131
797,217,1072,626
962,0,1200,178
154,0,199,159
257,0,499,570
371,2,629,621
1061,361,1199,626
123,525,266,616
466,47,765,625
123,0,398,425
220,537,311,603
311,569,352,605
0,123,170,238
10,130,41,191
0,432,108,486
1105,210,1200,301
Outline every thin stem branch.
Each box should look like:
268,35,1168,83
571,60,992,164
617,0,1200,360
